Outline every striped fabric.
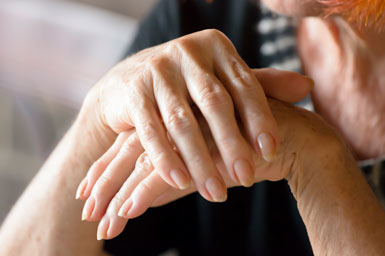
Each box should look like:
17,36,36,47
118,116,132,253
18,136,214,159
256,1,385,207
256,2,301,73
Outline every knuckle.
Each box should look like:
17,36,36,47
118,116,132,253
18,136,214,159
135,153,152,170
165,106,193,133
204,29,225,40
148,56,170,73
120,134,140,154
164,40,182,54
198,85,231,110
139,121,158,142
135,97,152,114
231,72,257,92
203,29,234,49
120,140,131,154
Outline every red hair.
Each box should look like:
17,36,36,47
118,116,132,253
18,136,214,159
319,0,385,29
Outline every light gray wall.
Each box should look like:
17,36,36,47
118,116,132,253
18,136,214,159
63,0,158,19
0,0,151,223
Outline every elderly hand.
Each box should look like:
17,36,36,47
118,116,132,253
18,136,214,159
76,67,313,222
77,70,323,239
89,97,343,240
78,29,313,206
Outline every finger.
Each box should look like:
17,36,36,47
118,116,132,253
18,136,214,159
214,54,280,163
184,66,255,187
154,68,228,201
118,171,170,220
82,133,144,221
76,130,134,200
129,78,191,190
96,153,157,240
252,68,314,103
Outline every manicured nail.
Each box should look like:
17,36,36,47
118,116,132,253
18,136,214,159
257,133,276,163
304,76,315,89
118,198,133,218
82,196,95,221
97,216,110,240
205,177,227,202
234,159,254,187
76,178,88,200
170,169,190,190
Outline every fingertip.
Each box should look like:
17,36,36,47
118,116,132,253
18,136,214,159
257,132,277,163
97,216,110,240
118,198,133,219
233,159,255,187
169,169,191,190
204,176,227,202
82,196,95,221
105,218,128,240
76,177,88,200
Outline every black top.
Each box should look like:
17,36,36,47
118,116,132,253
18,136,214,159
104,0,313,255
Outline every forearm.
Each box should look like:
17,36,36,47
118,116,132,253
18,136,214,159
289,143,385,256
0,107,116,256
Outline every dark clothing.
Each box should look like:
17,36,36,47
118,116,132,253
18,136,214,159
104,0,313,255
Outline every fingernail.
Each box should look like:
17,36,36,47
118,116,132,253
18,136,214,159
257,133,276,163
170,169,190,190
304,76,315,89
205,177,227,202
82,196,95,221
76,178,88,200
118,198,133,218
234,159,254,187
97,216,110,240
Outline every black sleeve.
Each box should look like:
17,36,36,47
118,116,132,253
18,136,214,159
125,0,182,56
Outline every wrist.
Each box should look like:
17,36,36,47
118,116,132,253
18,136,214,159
287,132,385,255
287,131,349,200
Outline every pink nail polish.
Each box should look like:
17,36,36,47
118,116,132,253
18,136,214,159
118,198,133,218
82,196,95,221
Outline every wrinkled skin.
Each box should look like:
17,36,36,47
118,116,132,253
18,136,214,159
298,17,385,159
82,0,385,241
84,98,342,240
264,0,385,159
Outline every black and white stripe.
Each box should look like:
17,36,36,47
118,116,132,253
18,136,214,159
256,1,301,73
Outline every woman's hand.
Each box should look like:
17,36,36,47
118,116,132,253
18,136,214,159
77,68,314,222
79,29,313,205
77,70,318,237
91,97,343,240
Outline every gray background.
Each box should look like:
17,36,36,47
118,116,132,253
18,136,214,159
0,0,156,223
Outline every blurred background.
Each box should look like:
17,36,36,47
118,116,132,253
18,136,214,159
0,0,157,223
